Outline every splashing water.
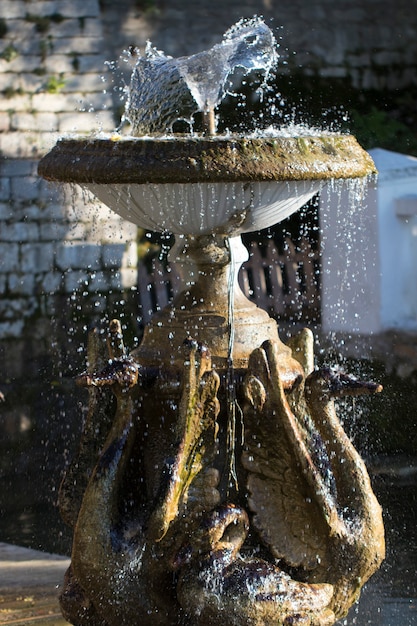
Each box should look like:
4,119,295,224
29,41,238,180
123,17,278,135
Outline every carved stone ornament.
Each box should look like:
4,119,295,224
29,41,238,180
56,238,384,625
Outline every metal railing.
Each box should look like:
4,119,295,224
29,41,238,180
137,238,320,325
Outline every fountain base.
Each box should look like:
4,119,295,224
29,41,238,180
57,233,385,626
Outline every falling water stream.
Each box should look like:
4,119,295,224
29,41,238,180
225,237,241,495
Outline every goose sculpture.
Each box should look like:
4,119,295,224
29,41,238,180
242,335,385,621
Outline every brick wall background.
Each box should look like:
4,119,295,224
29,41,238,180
0,1,141,499
0,0,138,371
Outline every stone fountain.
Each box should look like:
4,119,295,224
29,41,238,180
38,18,385,626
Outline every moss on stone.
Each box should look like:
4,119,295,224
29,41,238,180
39,134,376,185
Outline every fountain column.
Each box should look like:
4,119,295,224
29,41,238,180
136,234,298,372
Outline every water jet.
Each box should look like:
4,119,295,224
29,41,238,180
38,17,384,626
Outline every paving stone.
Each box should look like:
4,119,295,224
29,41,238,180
0,542,69,626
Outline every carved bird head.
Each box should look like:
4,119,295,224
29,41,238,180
173,504,249,570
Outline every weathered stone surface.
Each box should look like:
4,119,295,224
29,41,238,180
100,0,417,90
0,131,60,158
0,180,11,202
0,320,25,338
1,222,40,242
101,243,128,268
8,272,36,296
11,112,59,132
58,110,114,133
38,135,377,185
0,244,20,271
21,243,56,273
0,0,407,347
0,112,10,132
1,159,37,177
120,267,138,288
56,243,102,271
10,175,42,202
41,271,63,293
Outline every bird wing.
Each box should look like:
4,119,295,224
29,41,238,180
242,347,330,571
147,345,220,541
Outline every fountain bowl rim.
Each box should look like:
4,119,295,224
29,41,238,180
38,133,377,185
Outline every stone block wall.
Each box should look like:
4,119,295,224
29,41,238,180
0,0,139,493
0,0,138,367
0,168,138,372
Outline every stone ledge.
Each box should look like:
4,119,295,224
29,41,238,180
0,542,69,625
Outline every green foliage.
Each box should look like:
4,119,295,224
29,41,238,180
0,44,18,62
348,107,417,156
25,12,64,34
44,73,66,94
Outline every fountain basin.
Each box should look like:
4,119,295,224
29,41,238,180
86,180,322,235
38,134,376,235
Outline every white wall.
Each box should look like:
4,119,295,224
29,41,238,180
379,182,417,330
321,149,417,335
320,179,381,334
